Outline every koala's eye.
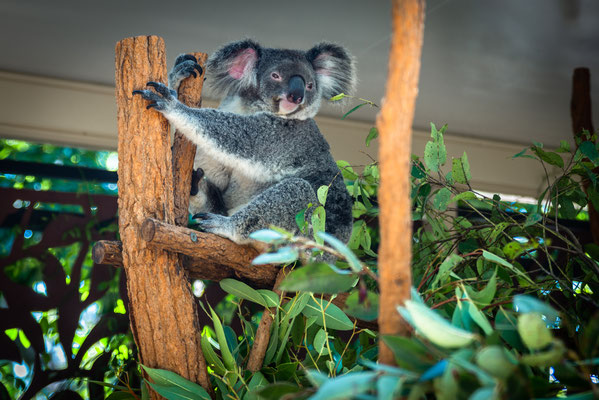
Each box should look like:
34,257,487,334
306,82,314,91
271,72,281,81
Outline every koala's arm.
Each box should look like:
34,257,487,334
134,81,275,171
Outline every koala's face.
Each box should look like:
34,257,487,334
254,50,321,119
207,40,356,120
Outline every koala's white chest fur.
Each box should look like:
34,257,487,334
193,148,268,215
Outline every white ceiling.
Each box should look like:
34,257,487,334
0,0,597,147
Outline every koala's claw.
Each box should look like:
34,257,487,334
192,212,210,220
175,54,197,65
133,82,177,111
146,81,172,97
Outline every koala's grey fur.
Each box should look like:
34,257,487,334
134,39,356,245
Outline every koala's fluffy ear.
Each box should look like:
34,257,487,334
306,43,356,100
207,40,261,96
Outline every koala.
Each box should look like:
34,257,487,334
133,39,355,245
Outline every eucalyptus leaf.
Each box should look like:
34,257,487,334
278,262,357,294
452,152,471,184
252,247,298,265
249,229,285,243
219,279,267,307
309,372,378,400
366,127,379,147
302,297,354,331
399,300,476,348
343,290,379,321
433,187,452,211
317,231,363,273
317,185,329,206
141,366,210,400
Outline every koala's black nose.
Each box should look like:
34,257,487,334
287,75,305,104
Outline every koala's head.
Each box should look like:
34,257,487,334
206,40,356,120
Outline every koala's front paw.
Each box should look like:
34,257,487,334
132,82,177,112
169,54,203,91
191,212,235,240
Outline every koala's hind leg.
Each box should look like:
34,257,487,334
189,168,228,216
193,177,316,243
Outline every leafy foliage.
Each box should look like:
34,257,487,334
139,125,599,399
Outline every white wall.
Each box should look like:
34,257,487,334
0,71,550,198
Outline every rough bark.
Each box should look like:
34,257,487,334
92,238,279,288
140,217,273,277
173,52,208,226
115,36,211,396
571,68,598,244
376,0,425,365
92,240,123,266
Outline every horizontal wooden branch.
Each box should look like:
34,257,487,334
92,238,377,328
92,218,280,288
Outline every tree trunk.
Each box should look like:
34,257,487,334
376,0,426,365
115,36,211,397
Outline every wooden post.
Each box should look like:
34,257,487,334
172,52,208,226
376,0,425,365
115,36,211,396
571,68,598,244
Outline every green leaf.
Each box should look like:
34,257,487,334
464,300,493,336
317,185,329,206
431,254,463,289
257,289,280,308
424,142,440,172
311,206,326,244
278,262,357,294
105,392,137,400
524,212,542,227
141,365,211,400
464,269,497,306
219,279,268,307
512,147,528,158
341,103,367,119
520,340,565,367
309,372,378,400
337,160,359,180
452,152,471,184
451,191,477,203
317,231,363,273
517,313,553,351
579,141,599,165
557,140,571,153
245,372,268,400
284,292,310,319
513,295,559,323
302,297,354,331
249,229,285,243
475,346,517,380
329,93,347,101
380,335,434,371
200,334,226,375
433,187,452,211
399,300,476,348
343,290,379,321
252,247,298,265
313,329,328,354
481,250,534,284
533,147,564,168
366,127,378,147
257,383,300,399
208,308,237,371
